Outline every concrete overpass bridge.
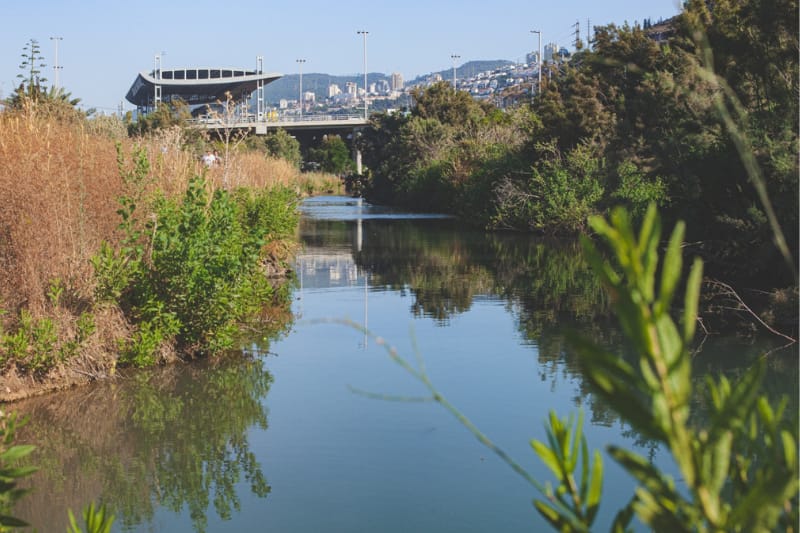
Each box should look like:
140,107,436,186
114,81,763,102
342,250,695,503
125,57,370,137
126,58,372,170
189,113,369,135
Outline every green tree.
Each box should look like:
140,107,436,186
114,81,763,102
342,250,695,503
12,39,47,103
6,40,88,122
126,99,192,137
306,135,353,175
411,81,491,129
247,129,301,168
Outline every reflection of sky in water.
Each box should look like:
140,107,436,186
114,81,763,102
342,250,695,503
299,196,454,221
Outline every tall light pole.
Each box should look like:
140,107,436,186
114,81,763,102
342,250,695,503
50,36,63,90
450,54,460,91
153,52,162,109
357,30,369,119
530,30,542,99
296,58,306,117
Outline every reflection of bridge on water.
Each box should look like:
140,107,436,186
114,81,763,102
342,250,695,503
296,249,370,349
296,198,369,346
296,250,367,289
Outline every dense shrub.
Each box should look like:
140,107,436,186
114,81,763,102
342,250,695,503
93,148,299,364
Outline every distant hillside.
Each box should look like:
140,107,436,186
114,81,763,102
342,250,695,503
264,73,390,103
262,60,514,103
407,60,514,85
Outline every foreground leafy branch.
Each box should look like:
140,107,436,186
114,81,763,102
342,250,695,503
344,204,798,532
570,205,798,531
0,413,36,531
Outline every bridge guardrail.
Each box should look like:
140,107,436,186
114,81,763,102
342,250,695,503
189,113,366,126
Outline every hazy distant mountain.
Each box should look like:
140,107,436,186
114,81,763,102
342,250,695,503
263,60,514,103
407,60,514,85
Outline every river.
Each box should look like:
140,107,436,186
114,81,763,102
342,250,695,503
12,196,798,532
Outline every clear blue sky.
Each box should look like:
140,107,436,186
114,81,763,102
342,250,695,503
1,0,681,113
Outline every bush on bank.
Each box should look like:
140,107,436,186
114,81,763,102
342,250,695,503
0,104,301,397
94,146,298,365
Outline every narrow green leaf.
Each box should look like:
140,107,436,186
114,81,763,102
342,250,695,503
608,446,678,498
532,440,563,479
0,444,35,462
707,430,733,496
780,430,797,470
67,508,80,533
0,466,38,478
579,432,590,502
708,361,764,441
568,411,584,472
0,515,29,527
637,205,660,302
533,500,584,532
656,220,685,316
580,235,621,290
585,450,603,525
610,498,635,533
682,258,703,343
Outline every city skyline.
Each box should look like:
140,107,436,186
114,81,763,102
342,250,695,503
1,0,681,113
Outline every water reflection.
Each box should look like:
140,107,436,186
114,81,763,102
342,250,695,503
14,355,275,533
297,197,798,450
12,196,796,532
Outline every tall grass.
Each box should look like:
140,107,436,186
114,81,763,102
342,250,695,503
0,107,312,397
0,110,122,313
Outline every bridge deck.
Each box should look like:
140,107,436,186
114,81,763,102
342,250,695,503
192,113,369,134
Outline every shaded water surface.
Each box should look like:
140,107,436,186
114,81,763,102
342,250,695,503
13,196,798,532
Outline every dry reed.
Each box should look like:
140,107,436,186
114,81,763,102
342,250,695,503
0,110,123,313
0,106,341,397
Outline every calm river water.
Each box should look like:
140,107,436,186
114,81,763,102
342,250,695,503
13,196,798,532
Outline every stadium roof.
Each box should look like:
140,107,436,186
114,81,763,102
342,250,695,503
125,67,282,107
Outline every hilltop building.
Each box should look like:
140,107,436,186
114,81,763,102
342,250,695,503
391,72,404,91
543,43,559,62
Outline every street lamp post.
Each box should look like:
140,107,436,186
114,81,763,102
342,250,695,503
296,58,306,117
357,30,369,119
530,30,542,99
450,54,460,91
153,53,162,109
50,36,63,90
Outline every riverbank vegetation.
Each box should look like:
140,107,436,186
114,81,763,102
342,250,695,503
0,88,323,399
355,0,798,326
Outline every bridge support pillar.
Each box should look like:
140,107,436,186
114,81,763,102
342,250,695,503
353,127,363,175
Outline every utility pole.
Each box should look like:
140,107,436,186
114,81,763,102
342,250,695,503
573,20,581,50
256,55,265,121
450,54,460,91
357,30,369,120
587,19,592,49
530,30,542,100
296,58,306,117
153,53,162,110
50,36,63,90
